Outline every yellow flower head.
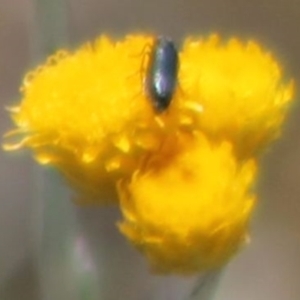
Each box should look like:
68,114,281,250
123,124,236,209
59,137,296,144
119,134,256,274
180,35,293,157
3,33,294,273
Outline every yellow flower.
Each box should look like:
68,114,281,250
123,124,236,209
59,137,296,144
180,35,294,157
3,33,294,273
118,133,256,274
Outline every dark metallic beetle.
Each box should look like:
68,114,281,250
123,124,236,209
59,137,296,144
146,36,179,112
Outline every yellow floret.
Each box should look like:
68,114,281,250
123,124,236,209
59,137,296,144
118,133,256,274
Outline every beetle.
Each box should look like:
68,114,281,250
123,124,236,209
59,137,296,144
145,36,179,112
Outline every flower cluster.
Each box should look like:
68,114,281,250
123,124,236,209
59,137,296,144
3,34,294,274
